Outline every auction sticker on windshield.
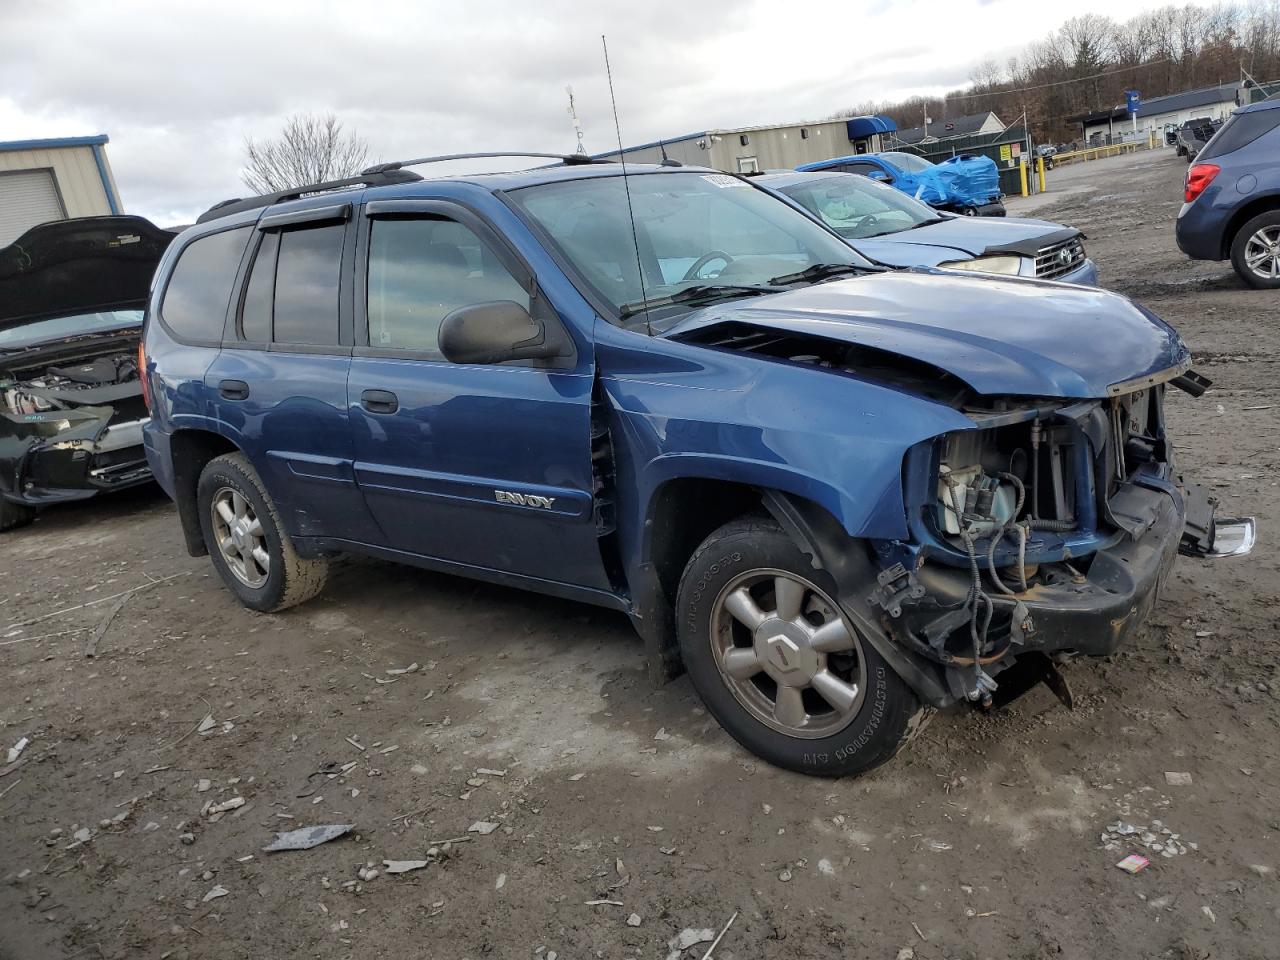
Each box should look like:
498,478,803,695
702,174,746,188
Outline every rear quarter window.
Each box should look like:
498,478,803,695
160,227,252,342
1199,110,1280,161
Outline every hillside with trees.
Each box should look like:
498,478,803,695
833,2,1280,143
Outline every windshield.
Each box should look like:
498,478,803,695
780,174,940,239
0,309,142,351
879,152,933,173
508,172,869,328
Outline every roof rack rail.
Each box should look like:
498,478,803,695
195,168,424,224
361,151,606,175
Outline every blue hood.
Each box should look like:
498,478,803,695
666,271,1188,399
853,216,1076,268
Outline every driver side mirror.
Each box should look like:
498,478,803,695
439,299,569,366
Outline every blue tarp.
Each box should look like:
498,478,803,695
893,154,1001,208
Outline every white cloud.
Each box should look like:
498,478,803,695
0,0,1219,223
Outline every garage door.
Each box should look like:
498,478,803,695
0,169,66,247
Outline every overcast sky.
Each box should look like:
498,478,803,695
1,0,1217,225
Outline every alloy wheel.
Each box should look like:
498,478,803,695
211,487,270,588
710,569,867,739
1244,225,1280,281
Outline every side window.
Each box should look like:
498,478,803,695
239,231,278,343
272,224,345,346
366,217,529,357
857,163,892,181
160,227,252,341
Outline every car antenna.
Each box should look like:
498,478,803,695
602,34,652,337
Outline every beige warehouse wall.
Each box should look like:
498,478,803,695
708,121,862,171
0,145,115,217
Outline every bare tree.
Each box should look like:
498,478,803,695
241,113,371,195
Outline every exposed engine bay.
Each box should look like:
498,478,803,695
0,214,176,522
0,342,151,504
3,350,142,415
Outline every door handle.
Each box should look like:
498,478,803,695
219,379,250,401
360,389,399,414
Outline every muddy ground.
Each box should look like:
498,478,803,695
2,149,1277,960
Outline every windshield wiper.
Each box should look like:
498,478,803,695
619,283,783,318
768,262,864,285
906,217,948,230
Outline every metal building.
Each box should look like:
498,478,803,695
597,116,897,173
0,135,123,246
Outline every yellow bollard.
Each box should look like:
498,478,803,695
1019,161,1028,197
1037,156,1046,193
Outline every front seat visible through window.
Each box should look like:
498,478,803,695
367,218,528,356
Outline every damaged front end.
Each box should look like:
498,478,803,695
1,348,152,505
867,367,1254,708
0,215,176,521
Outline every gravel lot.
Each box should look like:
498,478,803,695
2,148,1277,960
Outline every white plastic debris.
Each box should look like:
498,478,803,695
196,714,216,734
202,885,228,903
383,859,430,874
1164,772,1193,786
262,824,353,852
385,663,420,675
196,779,212,793
6,737,29,764
818,858,836,876
468,821,499,835
476,768,507,777
666,927,715,960
568,773,586,782
207,797,245,815
654,728,672,741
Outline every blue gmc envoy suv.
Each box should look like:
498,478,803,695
142,155,1253,777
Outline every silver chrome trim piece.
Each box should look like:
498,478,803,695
1034,237,1086,280
92,417,149,453
1107,357,1193,397
1207,517,1257,558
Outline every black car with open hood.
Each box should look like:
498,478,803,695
0,215,177,531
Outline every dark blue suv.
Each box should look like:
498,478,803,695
141,155,1252,777
1175,98,1280,288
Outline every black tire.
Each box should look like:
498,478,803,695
197,453,328,612
0,499,35,533
675,517,930,777
1229,209,1280,290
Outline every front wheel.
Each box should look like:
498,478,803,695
1230,210,1280,290
197,453,329,612
0,499,35,533
675,518,930,777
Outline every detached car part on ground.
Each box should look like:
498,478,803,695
797,151,1006,217
1176,98,1280,290
142,159,1254,777
757,170,1098,285
0,216,176,531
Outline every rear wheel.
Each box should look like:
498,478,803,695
675,517,930,777
0,499,35,533
197,453,328,612
1230,211,1280,290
